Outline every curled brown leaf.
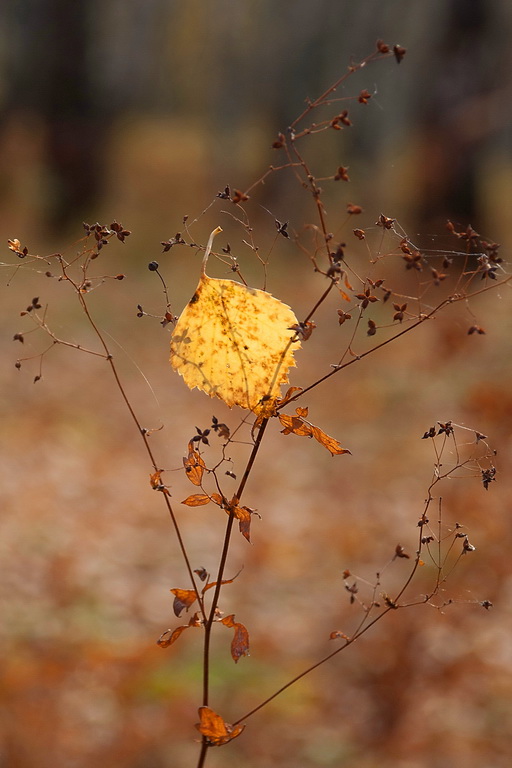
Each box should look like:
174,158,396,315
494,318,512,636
156,612,202,648
278,409,351,456
195,706,245,746
183,442,206,486
170,588,197,617
181,494,212,506
220,615,250,663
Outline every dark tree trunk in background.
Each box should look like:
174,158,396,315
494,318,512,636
2,0,107,230
0,0,509,234
38,1,103,229
414,0,493,230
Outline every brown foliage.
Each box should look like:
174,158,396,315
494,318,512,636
195,707,245,746
279,408,351,456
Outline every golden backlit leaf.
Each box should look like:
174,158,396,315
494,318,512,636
195,707,245,746
170,227,301,414
171,588,197,617
278,408,351,456
181,493,211,506
220,614,250,663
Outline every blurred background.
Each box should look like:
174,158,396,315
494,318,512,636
1,1,512,766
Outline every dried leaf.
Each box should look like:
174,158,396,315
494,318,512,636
171,588,197,617
181,493,212,506
170,227,301,414
157,625,189,648
156,613,202,648
150,470,163,489
235,506,252,542
278,409,351,456
157,612,202,648
183,443,206,486
8,238,22,253
216,499,254,542
195,706,245,746
149,470,171,494
310,425,351,456
279,413,311,437
277,386,303,408
202,569,242,596
220,615,250,663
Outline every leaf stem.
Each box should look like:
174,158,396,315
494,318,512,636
197,417,270,765
68,277,205,618
231,605,393,726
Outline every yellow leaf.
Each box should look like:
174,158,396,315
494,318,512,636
170,228,301,414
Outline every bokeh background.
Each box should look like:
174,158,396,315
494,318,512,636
1,2,512,766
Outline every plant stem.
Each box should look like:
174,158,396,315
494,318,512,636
231,605,393,726
73,284,204,617
196,417,270,767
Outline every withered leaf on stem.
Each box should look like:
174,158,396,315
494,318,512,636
220,615,250,663
235,506,253,543
183,442,206,486
202,569,242,596
277,386,303,408
195,706,245,746
279,408,351,456
221,502,254,542
181,494,212,506
171,588,198,617
156,612,202,648
149,470,170,494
